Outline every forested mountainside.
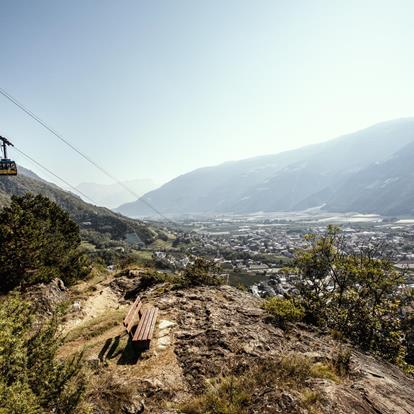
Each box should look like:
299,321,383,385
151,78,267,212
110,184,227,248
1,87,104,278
0,167,165,245
117,118,414,217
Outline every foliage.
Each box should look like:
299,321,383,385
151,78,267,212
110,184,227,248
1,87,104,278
178,257,224,288
262,297,304,328
332,346,352,377
0,194,90,292
138,270,179,289
292,225,410,363
122,259,224,292
0,294,89,414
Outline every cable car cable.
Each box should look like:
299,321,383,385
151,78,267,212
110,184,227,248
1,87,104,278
0,87,176,225
14,146,153,245
13,146,97,204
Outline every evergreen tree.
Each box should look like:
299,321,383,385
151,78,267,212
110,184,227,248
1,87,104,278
0,295,89,414
0,194,89,292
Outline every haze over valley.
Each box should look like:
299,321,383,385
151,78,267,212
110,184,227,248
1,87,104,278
118,118,414,218
76,178,158,209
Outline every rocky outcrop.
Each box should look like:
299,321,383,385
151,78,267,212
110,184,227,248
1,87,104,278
73,279,413,413
139,285,414,414
24,278,68,315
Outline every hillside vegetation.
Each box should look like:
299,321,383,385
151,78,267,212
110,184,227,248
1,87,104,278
0,169,169,246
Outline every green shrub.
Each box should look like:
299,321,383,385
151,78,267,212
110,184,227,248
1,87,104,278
292,225,410,363
262,297,304,327
178,257,224,288
332,346,352,377
0,294,89,413
139,270,179,289
0,194,90,292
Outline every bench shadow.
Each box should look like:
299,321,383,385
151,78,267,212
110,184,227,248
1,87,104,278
117,335,144,365
98,332,146,365
98,337,112,362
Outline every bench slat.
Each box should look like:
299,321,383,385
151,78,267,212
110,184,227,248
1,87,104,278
146,308,158,341
123,296,141,327
126,301,142,333
133,307,153,341
141,307,156,340
133,306,157,342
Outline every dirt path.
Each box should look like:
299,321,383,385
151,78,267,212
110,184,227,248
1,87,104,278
63,284,123,334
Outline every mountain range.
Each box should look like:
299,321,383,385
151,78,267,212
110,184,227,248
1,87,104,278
116,118,414,217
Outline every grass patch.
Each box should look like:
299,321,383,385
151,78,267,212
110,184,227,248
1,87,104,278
86,370,137,414
129,250,154,266
65,309,124,343
310,362,340,383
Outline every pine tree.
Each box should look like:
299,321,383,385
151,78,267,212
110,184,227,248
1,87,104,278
0,194,89,292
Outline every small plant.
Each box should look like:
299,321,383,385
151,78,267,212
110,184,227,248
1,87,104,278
262,297,304,328
310,363,340,383
332,346,352,377
302,389,321,413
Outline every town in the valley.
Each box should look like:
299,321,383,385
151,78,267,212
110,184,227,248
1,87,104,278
149,212,414,296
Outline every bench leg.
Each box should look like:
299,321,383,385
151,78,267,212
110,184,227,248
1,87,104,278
133,339,151,351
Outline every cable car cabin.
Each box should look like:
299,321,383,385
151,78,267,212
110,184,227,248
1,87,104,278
0,159,17,175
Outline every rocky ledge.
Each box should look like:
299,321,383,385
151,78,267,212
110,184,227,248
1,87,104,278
125,283,414,414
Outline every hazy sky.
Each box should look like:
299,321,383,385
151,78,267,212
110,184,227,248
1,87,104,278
1,0,414,188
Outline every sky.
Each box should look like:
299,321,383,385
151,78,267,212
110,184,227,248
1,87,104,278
1,0,414,189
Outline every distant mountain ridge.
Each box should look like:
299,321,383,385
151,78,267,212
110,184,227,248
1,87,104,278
117,118,414,217
76,178,157,209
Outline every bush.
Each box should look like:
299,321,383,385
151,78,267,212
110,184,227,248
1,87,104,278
262,297,304,328
0,194,90,292
138,270,178,289
292,226,410,363
0,294,89,413
178,257,224,288
332,346,352,377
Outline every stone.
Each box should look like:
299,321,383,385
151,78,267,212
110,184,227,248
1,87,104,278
158,320,176,330
121,395,144,414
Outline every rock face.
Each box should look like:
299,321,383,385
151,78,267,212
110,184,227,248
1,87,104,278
137,285,414,414
24,278,68,315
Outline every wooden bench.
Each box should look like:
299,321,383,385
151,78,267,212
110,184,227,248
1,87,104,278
123,296,158,349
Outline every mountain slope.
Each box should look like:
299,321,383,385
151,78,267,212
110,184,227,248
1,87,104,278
76,178,157,209
117,118,414,217
325,141,414,216
0,169,164,245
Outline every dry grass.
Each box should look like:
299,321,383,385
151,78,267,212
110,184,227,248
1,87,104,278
180,353,343,414
86,370,138,414
65,309,125,343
